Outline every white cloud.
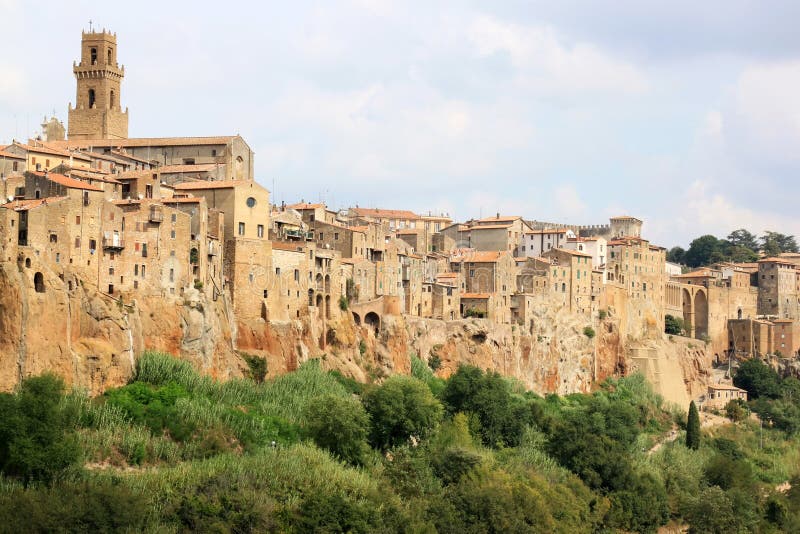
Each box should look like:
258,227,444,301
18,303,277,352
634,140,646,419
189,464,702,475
468,15,648,95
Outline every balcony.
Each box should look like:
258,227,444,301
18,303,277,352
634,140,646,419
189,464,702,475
149,206,164,223
102,237,125,251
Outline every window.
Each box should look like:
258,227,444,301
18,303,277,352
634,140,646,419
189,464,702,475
294,269,299,282
49,233,57,243
141,265,146,278
257,224,264,238
12,161,17,172
211,149,217,157
76,215,81,224
238,222,245,236
246,197,257,208
334,232,339,240
275,267,281,276
170,230,176,239
182,158,195,165
55,253,60,263
88,89,96,108
171,213,177,222
169,269,174,282
142,243,148,257
134,265,139,276
109,267,114,275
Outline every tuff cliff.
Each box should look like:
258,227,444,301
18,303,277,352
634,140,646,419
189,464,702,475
0,260,710,404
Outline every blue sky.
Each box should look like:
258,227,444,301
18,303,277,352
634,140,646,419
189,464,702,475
2,0,799,248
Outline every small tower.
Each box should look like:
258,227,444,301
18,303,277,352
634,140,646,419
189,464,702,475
67,28,129,140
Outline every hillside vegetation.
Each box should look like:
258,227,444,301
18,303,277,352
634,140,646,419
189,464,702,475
0,351,798,532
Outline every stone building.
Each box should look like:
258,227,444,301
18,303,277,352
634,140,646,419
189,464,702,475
452,250,517,323
0,148,26,178
469,215,530,256
564,236,607,268
68,30,128,140
757,257,799,319
4,141,92,173
543,248,593,314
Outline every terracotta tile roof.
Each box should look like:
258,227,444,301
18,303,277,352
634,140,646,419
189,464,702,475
10,141,91,160
67,169,121,184
286,202,325,210
30,171,104,192
470,224,513,230
546,248,592,258
52,135,244,149
351,207,420,220
454,250,507,263
2,196,67,210
608,237,648,246
461,293,490,299
758,257,796,265
0,148,25,160
173,180,252,190
474,215,521,223
157,163,219,173
708,383,746,392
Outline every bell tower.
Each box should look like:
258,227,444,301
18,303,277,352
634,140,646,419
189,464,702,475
67,28,129,140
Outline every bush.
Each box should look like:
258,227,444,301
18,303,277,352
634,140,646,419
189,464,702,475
363,376,443,449
338,295,348,311
303,394,370,466
583,326,596,339
664,314,685,335
599,309,608,320
239,352,267,383
0,374,81,485
725,398,750,422
734,358,781,399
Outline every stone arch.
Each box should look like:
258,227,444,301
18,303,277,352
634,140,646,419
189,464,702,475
34,272,45,293
681,288,693,336
325,295,331,319
25,257,30,268
324,274,331,293
694,290,709,339
261,301,268,321
316,272,323,291
737,308,743,320
365,311,380,335
352,312,361,325
315,293,323,308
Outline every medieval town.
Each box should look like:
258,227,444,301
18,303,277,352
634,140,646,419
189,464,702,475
0,28,794,411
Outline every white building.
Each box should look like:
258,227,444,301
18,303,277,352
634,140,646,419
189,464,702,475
520,228,576,258
564,236,607,268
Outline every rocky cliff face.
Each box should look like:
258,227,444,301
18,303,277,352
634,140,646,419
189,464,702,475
0,261,713,403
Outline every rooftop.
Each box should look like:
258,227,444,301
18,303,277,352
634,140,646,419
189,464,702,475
30,171,103,192
351,207,420,220
1,196,67,211
51,135,246,149
173,180,252,191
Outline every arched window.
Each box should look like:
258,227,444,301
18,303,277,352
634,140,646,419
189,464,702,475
88,89,96,108
25,257,31,268
34,272,45,293
90,47,97,64
110,90,115,109
107,48,112,64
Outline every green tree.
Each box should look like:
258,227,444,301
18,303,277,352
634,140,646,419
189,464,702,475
725,399,750,422
686,401,700,450
664,314,685,335
727,229,759,252
684,235,724,267
761,231,799,255
733,358,781,399
667,246,686,264
303,394,370,465
363,376,443,449
0,374,81,485
440,365,531,447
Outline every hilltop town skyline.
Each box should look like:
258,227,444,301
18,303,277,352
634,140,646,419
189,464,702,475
2,1,800,247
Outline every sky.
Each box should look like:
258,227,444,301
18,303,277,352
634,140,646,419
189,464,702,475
1,0,799,248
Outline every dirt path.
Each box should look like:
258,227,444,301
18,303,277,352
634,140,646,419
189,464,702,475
648,412,730,454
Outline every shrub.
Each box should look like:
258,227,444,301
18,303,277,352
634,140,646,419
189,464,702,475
599,309,608,320
358,340,367,357
428,353,442,372
725,398,750,422
239,352,267,383
193,279,203,290
583,326,596,339
0,374,81,485
303,394,370,466
664,314,684,335
363,376,443,449
338,295,349,311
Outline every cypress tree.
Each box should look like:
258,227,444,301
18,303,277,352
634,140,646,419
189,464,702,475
686,401,701,450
